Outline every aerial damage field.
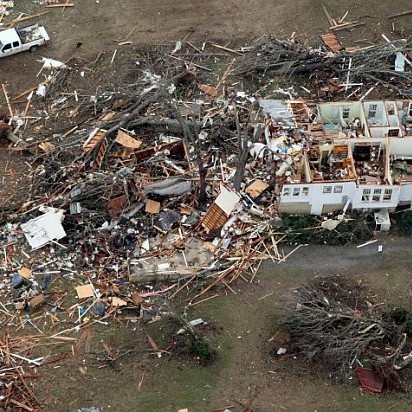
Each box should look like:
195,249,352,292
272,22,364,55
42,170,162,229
1,1,412,412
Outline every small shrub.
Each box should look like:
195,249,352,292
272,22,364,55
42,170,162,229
395,211,412,236
190,337,217,365
280,212,373,245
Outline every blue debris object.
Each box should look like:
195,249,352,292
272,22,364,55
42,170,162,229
11,274,23,287
41,272,52,290
91,301,106,317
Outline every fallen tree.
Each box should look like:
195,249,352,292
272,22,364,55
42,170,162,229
280,275,410,388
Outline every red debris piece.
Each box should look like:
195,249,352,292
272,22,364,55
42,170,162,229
355,367,384,393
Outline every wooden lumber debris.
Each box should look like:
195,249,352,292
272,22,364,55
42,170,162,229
330,21,365,31
7,11,50,27
0,332,42,410
45,3,74,7
388,10,412,19
211,43,243,56
321,6,364,32
321,32,344,52
322,5,335,27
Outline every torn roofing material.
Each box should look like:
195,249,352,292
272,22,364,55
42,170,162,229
20,209,66,249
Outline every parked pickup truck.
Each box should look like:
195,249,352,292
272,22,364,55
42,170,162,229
0,23,50,58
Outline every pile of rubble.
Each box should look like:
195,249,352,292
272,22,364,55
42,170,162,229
233,34,412,98
2,32,411,312
0,25,411,408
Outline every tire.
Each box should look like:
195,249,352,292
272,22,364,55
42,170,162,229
29,45,38,52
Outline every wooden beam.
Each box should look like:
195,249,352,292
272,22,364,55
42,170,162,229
45,3,74,8
322,5,335,27
2,83,13,117
388,10,412,19
8,11,50,27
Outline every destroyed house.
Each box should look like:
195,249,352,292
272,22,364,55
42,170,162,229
262,99,412,215
316,100,411,139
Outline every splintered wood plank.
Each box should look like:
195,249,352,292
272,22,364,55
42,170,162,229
321,32,344,52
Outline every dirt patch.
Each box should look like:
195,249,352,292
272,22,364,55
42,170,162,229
0,138,32,215
1,0,412,96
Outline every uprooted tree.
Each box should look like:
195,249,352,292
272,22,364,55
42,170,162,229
279,275,412,389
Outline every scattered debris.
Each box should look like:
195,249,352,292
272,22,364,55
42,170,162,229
1,11,412,408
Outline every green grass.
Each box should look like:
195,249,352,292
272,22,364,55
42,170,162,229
137,296,237,411
137,359,218,411
333,389,412,412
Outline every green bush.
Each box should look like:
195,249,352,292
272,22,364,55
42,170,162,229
387,306,412,335
280,212,373,245
395,211,412,236
190,337,216,365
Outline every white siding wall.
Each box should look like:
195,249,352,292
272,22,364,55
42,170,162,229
281,183,402,214
399,183,412,203
369,126,400,139
363,101,388,126
351,185,400,209
281,182,357,215
390,137,412,156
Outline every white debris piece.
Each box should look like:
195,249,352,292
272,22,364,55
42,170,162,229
321,219,341,231
171,40,182,55
21,209,66,249
37,57,67,77
41,57,67,70
36,84,47,98
177,318,207,334
215,186,241,215
395,52,406,72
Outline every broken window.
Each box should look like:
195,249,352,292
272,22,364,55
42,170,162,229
368,104,377,118
387,104,395,116
362,189,371,202
383,189,392,201
342,107,350,119
302,187,309,196
333,185,343,193
293,188,300,197
388,129,399,137
323,186,332,194
372,189,381,202
283,188,290,197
